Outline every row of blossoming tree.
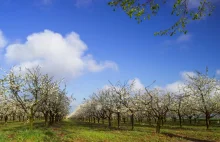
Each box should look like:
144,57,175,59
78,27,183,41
0,67,71,129
72,68,220,133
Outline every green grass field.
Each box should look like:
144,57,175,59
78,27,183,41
0,120,220,142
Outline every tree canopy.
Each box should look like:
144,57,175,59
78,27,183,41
108,0,215,36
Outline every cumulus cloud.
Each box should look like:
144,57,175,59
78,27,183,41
163,34,192,48
180,71,196,80
4,29,117,78
164,81,185,93
101,78,145,93
0,30,7,48
129,77,186,93
177,34,192,43
216,70,220,75
128,78,145,91
159,71,196,93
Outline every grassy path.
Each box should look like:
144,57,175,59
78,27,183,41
0,120,220,142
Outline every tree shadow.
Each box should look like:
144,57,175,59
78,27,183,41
1,121,50,132
162,132,215,142
133,123,201,132
72,121,153,133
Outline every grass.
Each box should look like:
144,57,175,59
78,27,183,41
0,120,220,142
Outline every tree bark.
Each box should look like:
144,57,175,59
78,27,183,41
189,116,192,125
29,107,34,129
156,117,162,133
206,112,210,130
93,117,96,123
178,111,182,128
4,115,8,124
13,113,15,122
117,112,120,129
102,118,105,124
44,112,49,127
131,113,134,130
123,118,126,124
148,117,152,126
108,113,112,128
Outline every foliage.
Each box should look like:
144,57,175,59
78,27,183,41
73,68,220,133
108,0,215,36
0,67,71,129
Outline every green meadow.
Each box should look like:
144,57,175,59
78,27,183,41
0,120,220,142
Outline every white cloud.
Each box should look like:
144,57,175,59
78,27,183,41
0,30,7,48
128,77,185,93
216,70,220,75
4,29,117,78
159,71,196,93
188,0,220,9
101,78,145,93
84,55,118,72
128,78,145,91
163,34,192,48
164,81,185,93
177,34,192,43
180,71,196,80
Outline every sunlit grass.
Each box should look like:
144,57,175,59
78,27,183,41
0,120,220,142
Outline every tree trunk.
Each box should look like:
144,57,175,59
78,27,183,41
51,114,54,124
156,116,162,133
93,117,96,123
173,117,176,122
49,111,54,125
123,118,126,124
189,116,192,125
148,117,152,126
102,118,104,124
4,115,8,124
117,112,120,129
131,113,134,130
194,118,197,124
55,114,59,123
13,113,15,122
108,113,112,128
29,107,34,129
44,112,49,127
206,113,210,130
178,112,182,128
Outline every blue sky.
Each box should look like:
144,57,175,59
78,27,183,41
0,0,220,111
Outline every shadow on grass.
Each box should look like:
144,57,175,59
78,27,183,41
134,123,218,132
1,121,50,132
70,121,153,133
162,132,215,142
71,120,220,134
